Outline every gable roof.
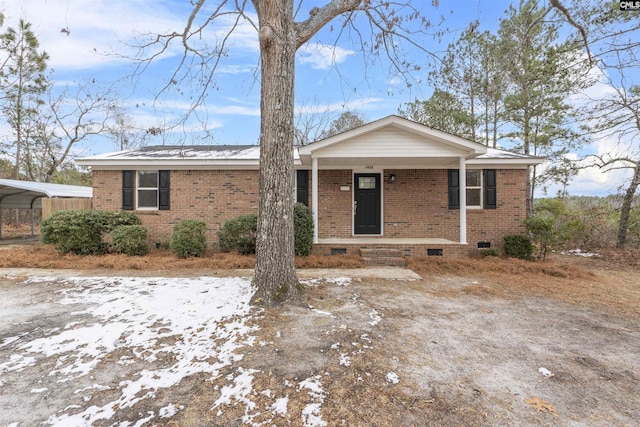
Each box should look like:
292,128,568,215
298,115,487,157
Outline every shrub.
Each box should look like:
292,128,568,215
481,248,500,258
524,215,554,260
171,220,207,258
218,214,258,254
111,225,149,256
40,210,141,255
531,198,590,251
294,203,314,256
503,235,533,260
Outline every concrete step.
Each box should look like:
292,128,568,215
359,248,403,258
360,247,405,267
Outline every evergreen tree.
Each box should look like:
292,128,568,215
0,19,50,180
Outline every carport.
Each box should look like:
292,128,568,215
0,178,93,238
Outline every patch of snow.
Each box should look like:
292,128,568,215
298,375,327,427
562,249,601,258
74,384,111,394
312,308,335,317
158,403,180,418
538,367,553,377
0,334,26,349
30,387,48,393
0,353,36,372
386,372,399,384
339,353,352,367
213,367,258,409
0,276,256,427
368,309,382,326
272,396,289,417
326,277,351,286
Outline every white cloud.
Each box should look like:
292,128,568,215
1,0,259,70
295,97,383,115
297,43,355,70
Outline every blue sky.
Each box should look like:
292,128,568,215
0,0,633,197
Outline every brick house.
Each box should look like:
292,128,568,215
76,115,543,257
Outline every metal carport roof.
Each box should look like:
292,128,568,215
0,178,92,209
0,179,93,239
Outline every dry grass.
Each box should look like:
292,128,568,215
3,242,638,318
0,244,363,271
407,252,640,318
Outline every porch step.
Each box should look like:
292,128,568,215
359,247,406,267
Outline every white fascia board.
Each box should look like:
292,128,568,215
467,157,545,168
75,158,304,170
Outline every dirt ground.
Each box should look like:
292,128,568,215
0,245,639,426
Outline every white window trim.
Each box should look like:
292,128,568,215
136,170,159,210
466,169,483,210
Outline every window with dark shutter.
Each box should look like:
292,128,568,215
296,170,309,206
122,170,134,210
159,170,170,210
484,169,497,209
448,169,460,210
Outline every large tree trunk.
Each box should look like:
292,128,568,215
251,0,301,305
617,162,640,249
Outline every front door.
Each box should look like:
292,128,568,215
354,173,381,235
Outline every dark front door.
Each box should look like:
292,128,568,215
354,173,381,235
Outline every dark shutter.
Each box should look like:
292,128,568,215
296,170,309,207
122,170,134,210
484,169,497,209
448,169,460,210
159,170,170,210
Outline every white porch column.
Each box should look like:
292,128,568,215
459,156,467,244
312,157,319,244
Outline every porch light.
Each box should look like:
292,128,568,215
389,174,396,183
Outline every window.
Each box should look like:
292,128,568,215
137,171,158,209
122,170,170,211
448,169,496,210
465,169,482,208
296,170,309,206
358,176,376,189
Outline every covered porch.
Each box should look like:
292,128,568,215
297,116,487,248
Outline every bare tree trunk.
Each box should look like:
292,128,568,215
251,0,301,305
617,162,640,248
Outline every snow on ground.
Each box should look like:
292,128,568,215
0,275,364,426
0,276,256,426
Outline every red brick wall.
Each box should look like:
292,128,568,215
313,168,527,248
93,169,259,245
93,167,527,251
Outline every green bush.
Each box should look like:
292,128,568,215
111,225,149,256
218,207,314,256
171,220,207,258
503,235,533,260
218,214,258,254
294,203,314,256
524,215,555,260
531,198,590,250
481,248,500,257
40,210,141,255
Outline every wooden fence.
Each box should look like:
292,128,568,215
41,197,93,220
